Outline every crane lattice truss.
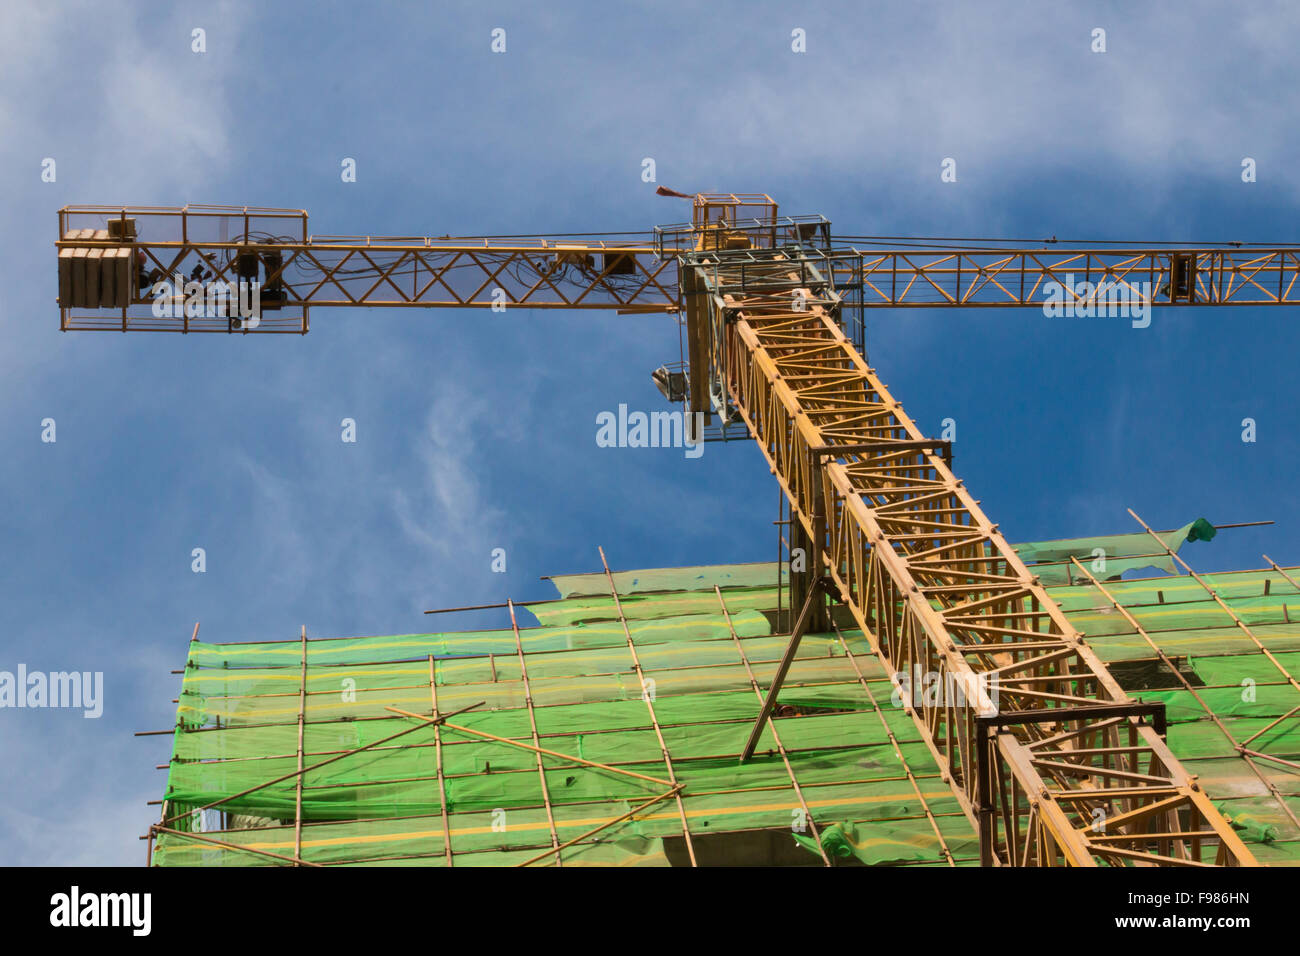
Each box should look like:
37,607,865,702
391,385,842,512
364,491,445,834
55,202,1300,334
56,194,1292,866
687,248,1255,866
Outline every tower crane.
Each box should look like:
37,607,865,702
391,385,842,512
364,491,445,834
56,193,1300,867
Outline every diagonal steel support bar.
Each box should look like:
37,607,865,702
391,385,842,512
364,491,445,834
738,577,830,764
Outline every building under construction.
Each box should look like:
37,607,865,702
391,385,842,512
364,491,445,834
143,522,1300,868
54,193,1300,867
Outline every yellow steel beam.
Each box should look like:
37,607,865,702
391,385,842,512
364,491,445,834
831,246,1300,307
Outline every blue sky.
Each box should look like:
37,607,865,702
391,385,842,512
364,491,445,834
3,0,1300,864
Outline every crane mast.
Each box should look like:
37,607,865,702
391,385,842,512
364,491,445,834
57,193,1297,866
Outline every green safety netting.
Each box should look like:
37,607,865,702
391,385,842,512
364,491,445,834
1048,568,1300,661
1218,808,1280,844
156,571,971,867
155,543,1300,867
547,562,788,600
790,819,971,865
1014,519,1214,584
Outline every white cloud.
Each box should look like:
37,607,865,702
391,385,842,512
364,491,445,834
393,380,509,571
0,1,247,196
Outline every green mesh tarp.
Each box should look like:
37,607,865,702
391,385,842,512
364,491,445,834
1040,564,1300,863
1014,519,1213,584
547,562,786,599
157,569,973,867
790,819,978,865
155,552,1300,867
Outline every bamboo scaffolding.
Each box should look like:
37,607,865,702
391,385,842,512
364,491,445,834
1069,555,1300,832
508,598,563,866
158,701,485,827
1132,511,1300,697
514,787,684,868
384,707,673,787
830,621,957,866
149,825,324,867
599,546,698,866
157,554,1300,866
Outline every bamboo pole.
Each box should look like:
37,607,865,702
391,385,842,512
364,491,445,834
514,787,683,868
598,546,697,866
428,656,454,867
423,599,547,615
831,620,956,866
383,707,673,787
509,599,562,866
715,586,830,866
1131,511,1300,697
293,625,307,865
150,825,324,867
1070,554,1300,832
159,700,485,827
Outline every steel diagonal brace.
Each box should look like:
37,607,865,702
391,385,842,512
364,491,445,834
739,577,832,763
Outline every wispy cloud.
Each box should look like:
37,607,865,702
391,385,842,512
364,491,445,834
393,379,510,571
